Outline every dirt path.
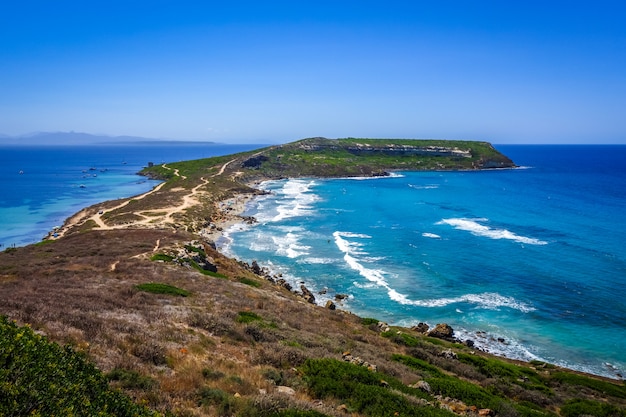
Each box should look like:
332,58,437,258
54,160,236,238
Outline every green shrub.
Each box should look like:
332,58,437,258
381,330,421,347
184,244,206,256
300,358,448,417
551,372,626,399
150,253,174,262
202,368,225,380
361,317,379,325
239,276,262,287
198,387,236,415
560,398,626,417
135,282,191,297
392,354,448,378
0,316,159,416
237,311,263,324
426,377,498,409
188,259,228,278
270,411,329,417
458,353,547,388
107,368,157,390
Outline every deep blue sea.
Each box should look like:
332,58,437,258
0,143,262,247
220,145,626,379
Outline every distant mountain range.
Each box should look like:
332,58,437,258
0,132,215,146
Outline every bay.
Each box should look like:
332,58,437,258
221,145,626,379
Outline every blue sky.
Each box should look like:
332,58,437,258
1,1,625,144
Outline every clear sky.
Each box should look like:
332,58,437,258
1,1,625,144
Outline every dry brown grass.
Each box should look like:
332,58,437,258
0,228,416,415
3,224,625,416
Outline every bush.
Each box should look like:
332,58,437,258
107,368,157,390
239,276,263,287
198,387,236,415
560,398,626,417
300,358,447,417
237,311,263,324
392,354,448,378
135,282,191,297
0,315,159,416
551,372,626,399
150,253,174,262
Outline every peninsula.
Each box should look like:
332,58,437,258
1,138,624,417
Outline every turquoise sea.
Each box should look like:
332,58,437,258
220,145,626,379
0,143,262,247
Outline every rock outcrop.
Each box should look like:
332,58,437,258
428,323,455,341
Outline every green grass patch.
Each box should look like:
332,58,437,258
238,276,262,287
236,311,263,324
184,244,206,256
381,330,421,347
361,317,379,326
135,282,191,297
188,259,227,278
150,253,174,262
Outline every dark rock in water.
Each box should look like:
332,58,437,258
335,293,348,300
465,339,475,348
300,285,316,304
428,323,454,340
251,260,262,275
412,322,430,334
325,300,336,310
276,279,292,291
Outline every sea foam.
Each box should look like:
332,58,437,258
437,218,548,245
334,231,534,313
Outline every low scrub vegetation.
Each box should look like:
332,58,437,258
0,316,159,416
135,282,191,297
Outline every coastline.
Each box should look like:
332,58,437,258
30,150,626,382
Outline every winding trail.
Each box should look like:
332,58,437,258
55,159,237,238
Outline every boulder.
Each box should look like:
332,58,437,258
276,386,295,396
439,348,458,359
251,260,262,275
325,300,336,310
300,285,316,304
411,322,430,334
428,323,454,340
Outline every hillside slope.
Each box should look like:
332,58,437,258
2,138,624,417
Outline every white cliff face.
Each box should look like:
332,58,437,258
297,142,472,158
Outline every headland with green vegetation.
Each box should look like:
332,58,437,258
1,138,624,416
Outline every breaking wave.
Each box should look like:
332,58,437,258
333,231,534,313
437,218,548,245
